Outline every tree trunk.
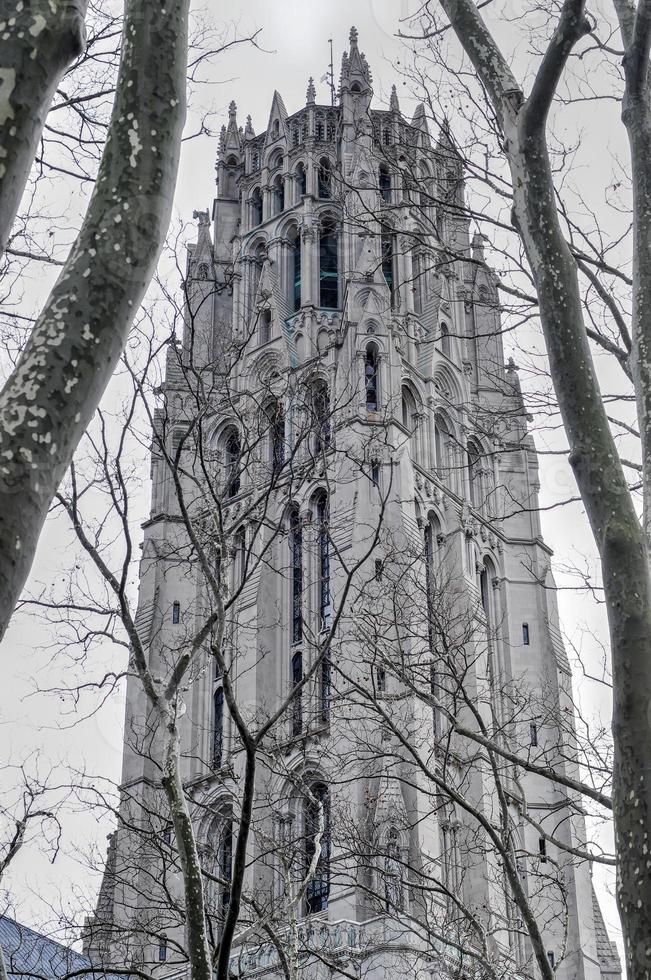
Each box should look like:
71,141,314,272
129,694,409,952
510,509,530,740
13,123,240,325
0,0,190,640
437,1,651,974
0,0,88,255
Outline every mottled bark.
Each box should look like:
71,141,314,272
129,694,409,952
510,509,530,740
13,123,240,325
438,1,651,976
162,717,212,980
0,0,190,640
0,0,88,255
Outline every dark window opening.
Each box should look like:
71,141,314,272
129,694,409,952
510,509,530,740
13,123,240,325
319,219,338,309
529,722,538,747
375,558,384,581
172,601,180,624
224,430,241,498
267,401,285,474
365,347,379,411
291,230,301,312
290,511,303,645
539,837,547,862
312,382,331,453
321,653,332,721
296,163,307,196
158,936,167,962
522,622,530,645
273,175,284,214
213,687,224,767
251,188,263,226
291,651,303,735
371,461,380,486
219,820,233,915
318,157,332,199
379,165,391,203
376,665,386,693
381,231,394,305
317,494,331,631
259,309,271,345
440,322,451,358
305,784,330,913
547,951,555,971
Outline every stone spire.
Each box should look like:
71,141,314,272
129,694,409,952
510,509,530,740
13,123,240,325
389,84,400,114
340,25,373,93
306,76,316,105
244,114,255,139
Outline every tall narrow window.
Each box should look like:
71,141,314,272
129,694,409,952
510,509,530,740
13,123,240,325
290,510,303,644
316,493,331,631
296,162,307,196
319,218,338,309
440,322,451,358
379,164,391,203
213,687,224,767
289,228,301,312
172,601,180,624
318,157,332,198
364,346,379,411
305,783,330,913
251,187,263,226
467,441,481,508
267,401,285,474
522,622,530,645
529,722,538,746
547,951,555,971
434,415,450,485
381,229,394,304
312,381,331,453
291,651,303,735
259,309,272,345
412,252,424,314
384,827,403,911
424,523,435,651
539,837,547,862
158,936,167,962
272,174,284,214
219,820,233,919
321,652,331,721
234,525,246,586
224,429,241,498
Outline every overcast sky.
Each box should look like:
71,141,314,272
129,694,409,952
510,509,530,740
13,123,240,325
0,0,623,961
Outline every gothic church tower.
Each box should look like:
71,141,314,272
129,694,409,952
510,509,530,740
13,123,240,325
87,28,621,980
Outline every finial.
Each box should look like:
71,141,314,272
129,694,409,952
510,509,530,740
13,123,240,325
218,124,226,151
350,25,358,46
193,209,210,227
306,76,316,105
245,114,255,138
228,100,237,119
390,84,400,113
506,356,518,373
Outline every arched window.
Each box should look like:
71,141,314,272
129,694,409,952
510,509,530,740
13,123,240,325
231,524,247,594
213,687,224,767
291,650,303,735
289,226,301,312
290,509,303,645
412,251,424,314
158,935,167,962
251,187,263,226
311,380,331,453
440,322,451,358
319,217,339,309
315,492,331,632
384,827,404,911
382,127,391,146
272,173,284,215
266,400,285,474
401,385,417,431
326,115,336,141
318,157,332,199
381,227,395,306
272,119,280,139
223,428,241,498
249,242,266,312
295,162,307,197
251,150,260,171
305,783,330,913
365,345,379,411
434,414,451,486
259,308,272,345
379,164,391,203
223,155,238,198
292,125,300,146
467,440,481,508
424,514,441,654
315,116,325,140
